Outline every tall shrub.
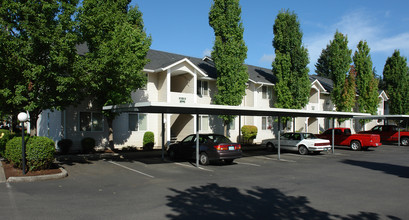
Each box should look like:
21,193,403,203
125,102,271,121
26,136,55,171
143,131,154,151
241,125,258,144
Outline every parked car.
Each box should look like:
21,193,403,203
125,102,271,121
167,134,242,165
358,125,409,146
261,132,331,155
316,128,381,151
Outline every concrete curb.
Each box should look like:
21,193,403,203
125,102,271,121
6,167,68,183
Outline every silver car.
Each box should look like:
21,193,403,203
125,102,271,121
262,132,331,155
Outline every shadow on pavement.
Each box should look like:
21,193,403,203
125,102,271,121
342,159,409,179
165,183,397,220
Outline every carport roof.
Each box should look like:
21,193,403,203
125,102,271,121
353,115,409,120
103,102,371,118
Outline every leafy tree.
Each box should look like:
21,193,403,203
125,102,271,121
382,50,409,115
77,0,151,149
353,41,379,115
339,65,357,113
272,10,310,112
209,0,248,134
0,0,81,135
326,31,352,112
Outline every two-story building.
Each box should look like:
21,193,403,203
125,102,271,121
37,49,388,152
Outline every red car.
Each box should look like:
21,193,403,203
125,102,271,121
316,128,381,151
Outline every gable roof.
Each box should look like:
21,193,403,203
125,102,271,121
146,49,276,84
309,75,333,92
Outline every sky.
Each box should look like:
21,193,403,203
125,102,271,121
131,0,409,76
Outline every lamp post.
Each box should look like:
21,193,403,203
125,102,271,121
18,112,28,175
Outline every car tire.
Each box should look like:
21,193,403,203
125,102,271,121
224,159,234,165
266,142,275,151
199,152,209,165
400,137,409,146
350,141,362,151
298,145,309,155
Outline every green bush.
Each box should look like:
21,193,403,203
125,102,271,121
143,131,154,150
57,139,72,154
5,136,56,171
4,137,27,168
0,129,13,157
26,136,55,171
81,137,95,154
241,125,258,144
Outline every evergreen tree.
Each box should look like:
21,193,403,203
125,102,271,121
315,46,331,78
0,0,81,135
353,41,379,115
77,0,151,149
383,50,409,115
272,10,310,111
327,31,352,112
339,65,357,113
209,0,248,133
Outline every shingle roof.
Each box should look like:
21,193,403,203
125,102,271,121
146,49,276,84
309,75,333,92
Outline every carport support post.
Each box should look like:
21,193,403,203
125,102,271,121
161,113,165,161
196,114,199,167
278,116,281,160
332,118,335,154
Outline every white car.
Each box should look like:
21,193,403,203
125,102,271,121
261,132,331,155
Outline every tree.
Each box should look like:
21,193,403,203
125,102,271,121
338,65,357,118
315,47,331,78
326,31,352,112
272,10,310,111
353,41,379,115
0,0,81,135
209,0,248,134
382,50,409,115
77,0,151,149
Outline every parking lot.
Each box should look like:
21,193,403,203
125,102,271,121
0,144,408,219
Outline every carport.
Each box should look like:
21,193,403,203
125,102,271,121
354,115,409,147
104,102,370,167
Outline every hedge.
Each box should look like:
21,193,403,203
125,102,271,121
143,131,154,151
241,125,258,144
4,136,55,171
0,129,13,157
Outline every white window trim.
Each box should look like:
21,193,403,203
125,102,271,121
79,112,104,132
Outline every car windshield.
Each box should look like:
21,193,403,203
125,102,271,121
302,133,317,139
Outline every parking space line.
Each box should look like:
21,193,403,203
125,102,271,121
236,162,261,167
105,160,154,178
173,162,214,172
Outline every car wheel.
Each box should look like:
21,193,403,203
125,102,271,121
298,145,309,155
199,152,209,165
224,159,234,165
400,137,409,146
266,142,275,151
350,141,362,151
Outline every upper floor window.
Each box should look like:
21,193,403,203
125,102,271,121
262,86,273,99
129,113,147,131
80,112,103,132
197,80,209,96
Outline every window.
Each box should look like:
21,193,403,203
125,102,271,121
80,112,103,132
197,80,209,96
262,116,273,130
262,86,272,99
199,115,209,131
129,113,147,131
228,118,235,131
